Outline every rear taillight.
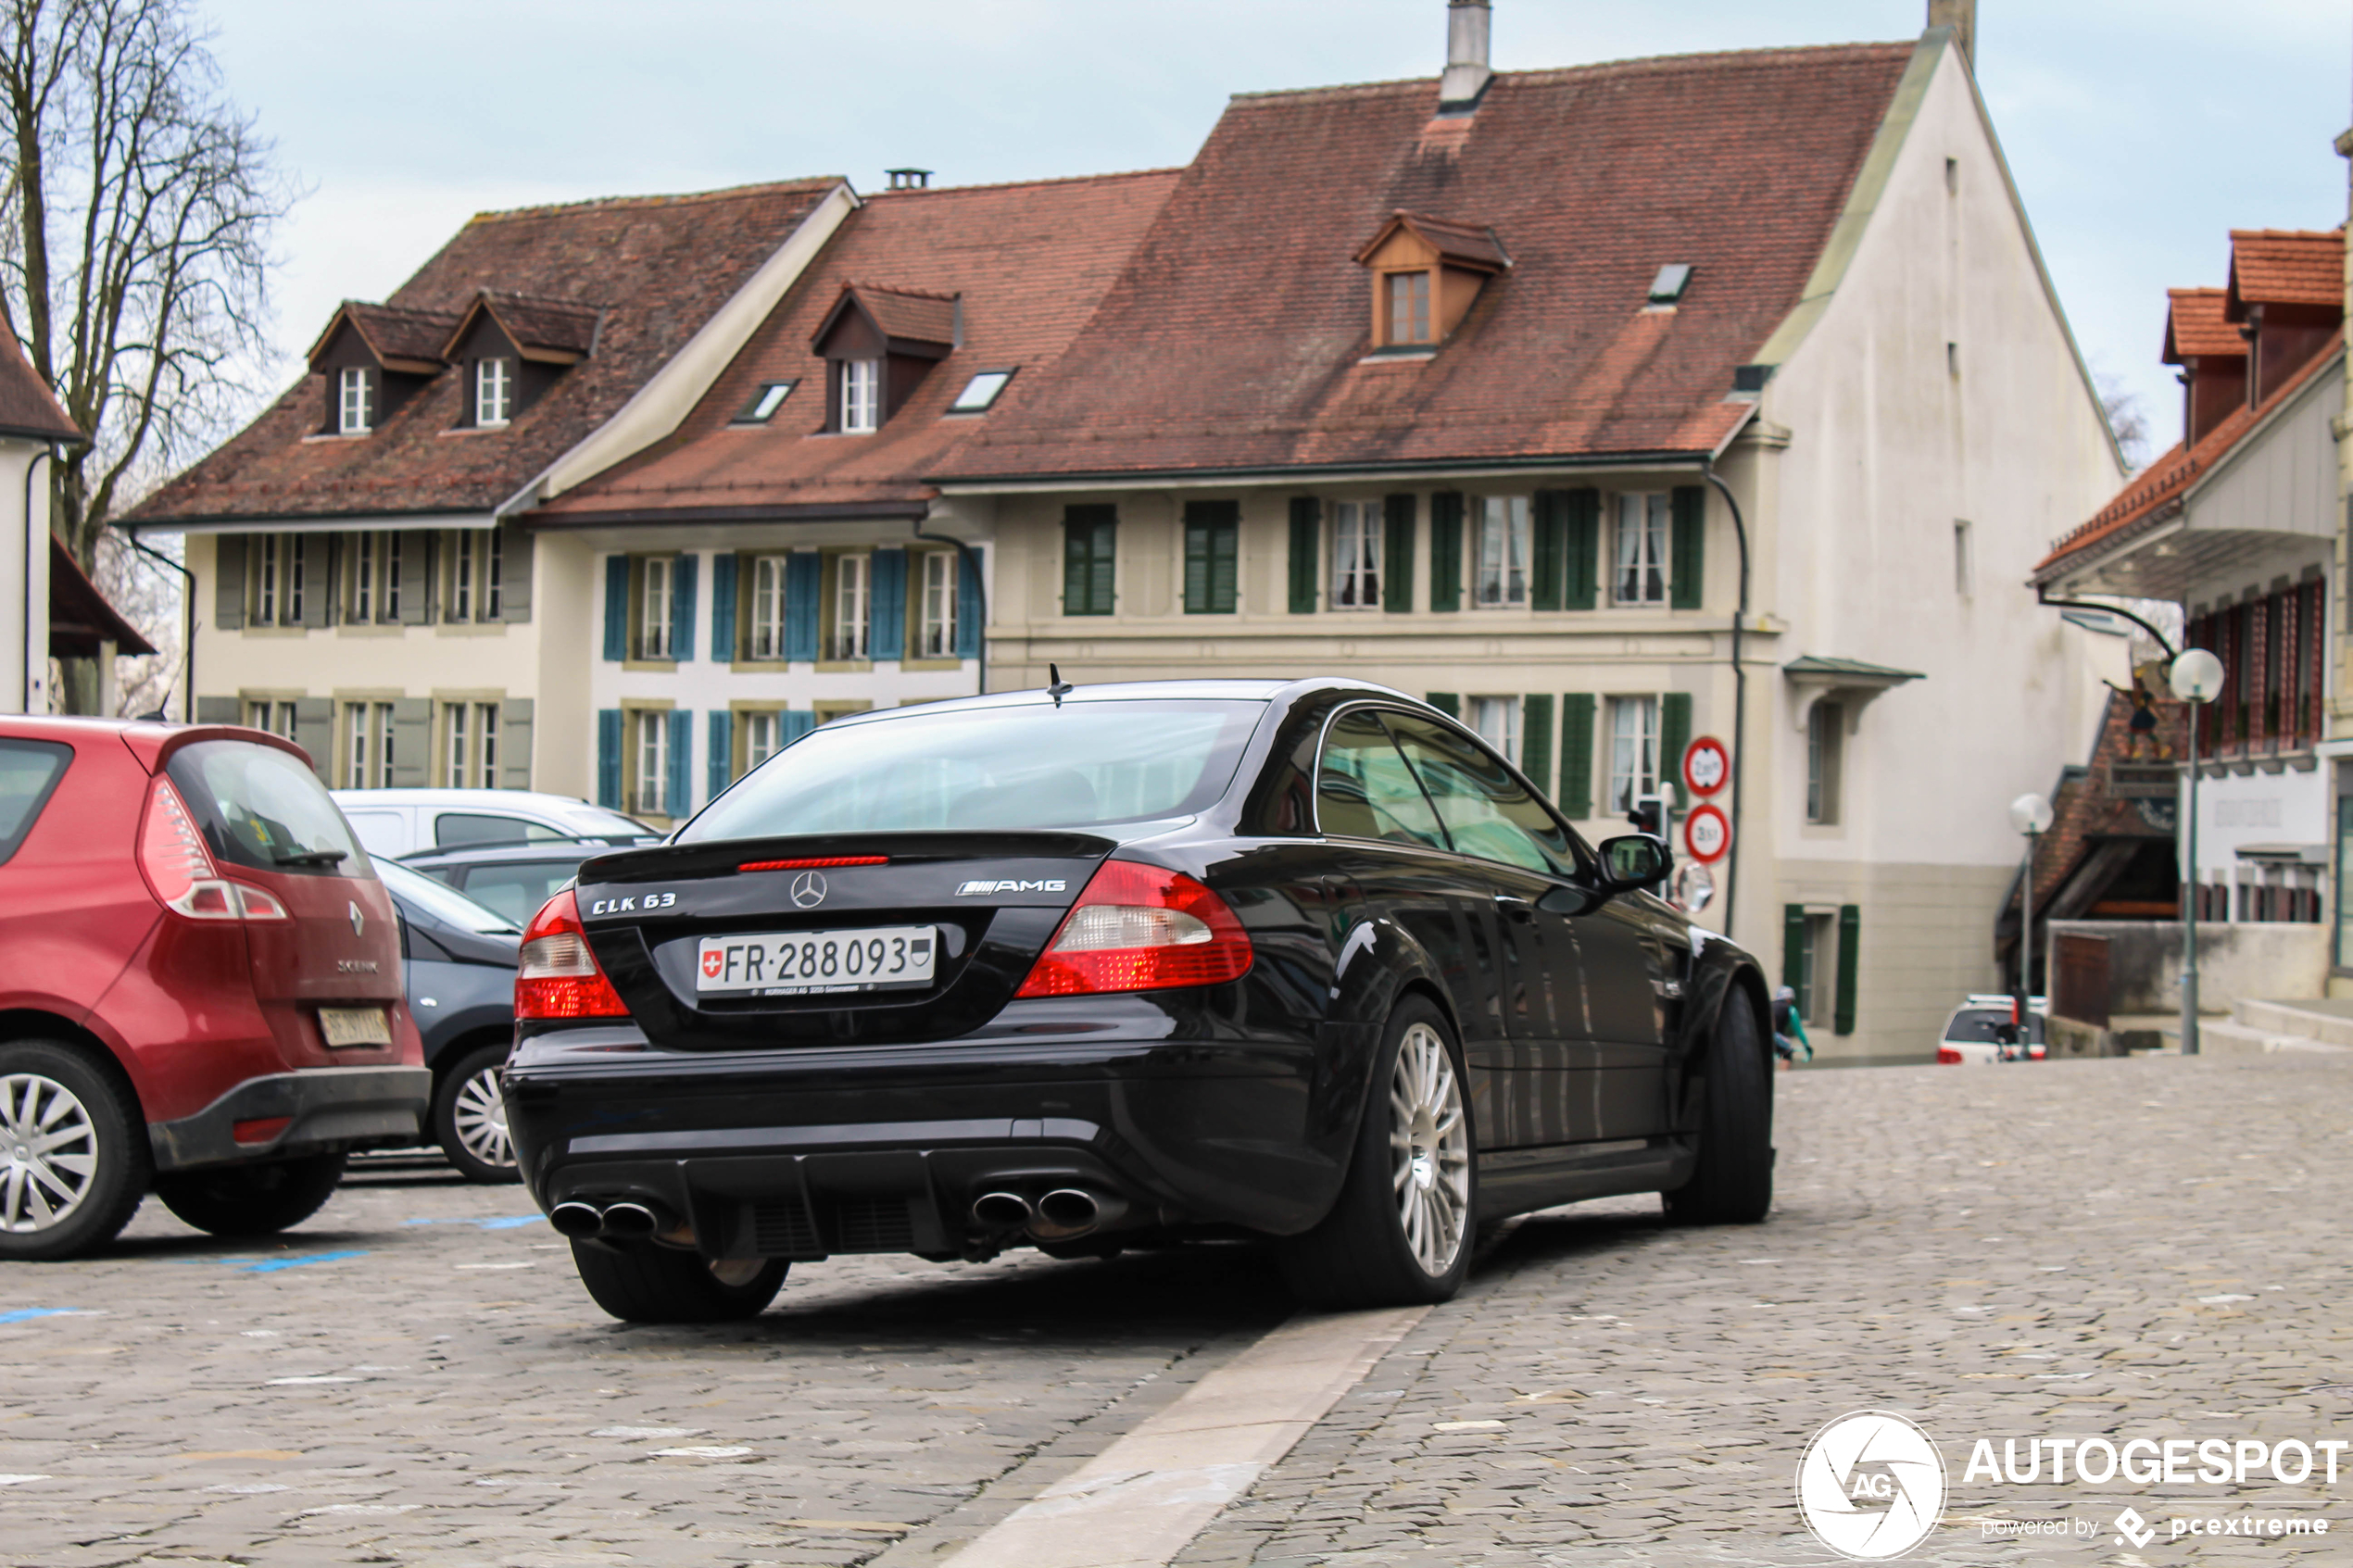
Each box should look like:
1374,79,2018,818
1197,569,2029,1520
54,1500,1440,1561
1935,1046,1963,1065
1014,859,1252,998
515,889,630,1020
136,778,287,921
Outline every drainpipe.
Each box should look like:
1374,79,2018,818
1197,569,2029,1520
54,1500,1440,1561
124,528,194,721
913,527,987,696
1700,463,1751,943
20,446,52,712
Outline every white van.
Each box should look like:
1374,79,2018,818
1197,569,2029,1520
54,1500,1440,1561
331,789,660,859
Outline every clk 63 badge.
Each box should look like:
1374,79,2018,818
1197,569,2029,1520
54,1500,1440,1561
588,893,677,914
956,879,1066,896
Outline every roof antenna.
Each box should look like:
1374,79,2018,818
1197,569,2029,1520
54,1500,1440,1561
1047,662,1075,706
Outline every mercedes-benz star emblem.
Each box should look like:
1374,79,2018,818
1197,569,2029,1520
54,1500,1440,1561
789,871,828,909
347,901,365,938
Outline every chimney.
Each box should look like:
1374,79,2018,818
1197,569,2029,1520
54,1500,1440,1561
1438,0,1491,112
1927,0,1975,71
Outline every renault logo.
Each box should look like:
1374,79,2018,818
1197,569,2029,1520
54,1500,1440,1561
348,901,365,938
789,871,828,909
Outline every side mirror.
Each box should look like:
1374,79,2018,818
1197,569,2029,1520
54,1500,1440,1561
1598,833,1673,892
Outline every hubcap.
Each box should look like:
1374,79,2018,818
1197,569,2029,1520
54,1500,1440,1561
451,1067,516,1170
1387,1022,1469,1277
0,1073,98,1234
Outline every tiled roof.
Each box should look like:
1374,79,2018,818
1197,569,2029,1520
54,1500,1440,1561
124,178,842,525
2033,327,2344,579
46,536,154,656
937,44,1916,483
2161,288,2240,362
317,301,461,370
0,320,81,444
847,285,959,347
537,170,1181,521
1355,211,1511,271
2225,229,2342,317
459,292,605,360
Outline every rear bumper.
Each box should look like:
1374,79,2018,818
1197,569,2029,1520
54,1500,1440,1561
148,1066,433,1173
502,1019,1349,1257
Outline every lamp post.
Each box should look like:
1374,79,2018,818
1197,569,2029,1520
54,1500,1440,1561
2009,792,2054,1039
2169,647,2226,1055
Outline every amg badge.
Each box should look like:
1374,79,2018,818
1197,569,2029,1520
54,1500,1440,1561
956,879,1067,896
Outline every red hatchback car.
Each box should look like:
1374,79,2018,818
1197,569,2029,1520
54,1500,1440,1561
0,718,429,1260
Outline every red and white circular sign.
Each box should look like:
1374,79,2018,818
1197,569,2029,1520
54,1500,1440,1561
1681,735,1730,798
1683,803,1731,864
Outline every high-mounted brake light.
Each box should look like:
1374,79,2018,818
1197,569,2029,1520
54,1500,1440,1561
737,855,890,873
515,888,631,1020
136,777,288,921
1014,859,1252,998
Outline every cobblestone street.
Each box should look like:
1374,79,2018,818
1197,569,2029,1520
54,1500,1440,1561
4,1050,2348,1567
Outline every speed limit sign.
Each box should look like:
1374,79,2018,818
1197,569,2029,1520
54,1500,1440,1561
1683,802,1731,864
1682,735,1730,797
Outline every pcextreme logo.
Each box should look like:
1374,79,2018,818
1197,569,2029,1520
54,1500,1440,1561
1795,1411,1948,1560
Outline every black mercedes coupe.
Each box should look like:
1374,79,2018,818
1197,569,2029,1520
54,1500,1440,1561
502,678,1775,1323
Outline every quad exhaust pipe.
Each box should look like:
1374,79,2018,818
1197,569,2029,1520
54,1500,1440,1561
971,1187,1127,1241
547,1198,673,1240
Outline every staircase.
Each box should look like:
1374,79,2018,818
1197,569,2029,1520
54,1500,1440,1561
2192,997,2353,1056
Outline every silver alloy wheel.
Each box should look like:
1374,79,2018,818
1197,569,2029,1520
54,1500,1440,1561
0,1073,97,1233
1387,1022,1470,1276
708,1258,767,1287
450,1066,516,1170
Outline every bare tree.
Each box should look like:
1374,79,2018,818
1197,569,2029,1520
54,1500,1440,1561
2096,371,2151,475
0,0,291,709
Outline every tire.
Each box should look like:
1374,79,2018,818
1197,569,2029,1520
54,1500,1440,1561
0,1040,150,1261
1663,985,1774,1224
1279,996,1475,1309
432,1043,521,1184
155,1152,346,1238
571,1240,789,1323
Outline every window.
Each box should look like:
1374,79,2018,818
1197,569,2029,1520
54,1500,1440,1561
1475,496,1529,608
839,358,881,433
742,710,782,771
1806,700,1844,825
827,551,871,660
1183,503,1239,615
1385,270,1432,345
1315,708,1444,848
1063,506,1116,615
733,382,794,424
1606,695,1659,814
445,702,498,789
338,367,373,434
628,709,669,818
1614,494,1670,605
0,740,69,864
245,700,297,741
347,532,404,622
434,813,566,849
747,554,788,660
445,531,503,623
917,550,958,658
1330,501,1381,609
254,533,304,625
453,535,475,622
948,370,1013,412
1953,519,1973,596
638,555,674,659
1794,912,1838,1025
344,702,396,789
1384,714,1580,877
1471,696,1521,765
475,357,514,427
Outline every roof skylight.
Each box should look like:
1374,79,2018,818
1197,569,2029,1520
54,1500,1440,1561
734,381,795,424
1648,265,1693,305
948,370,1014,413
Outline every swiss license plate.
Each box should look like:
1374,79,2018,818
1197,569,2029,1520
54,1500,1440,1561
318,1006,392,1048
696,925,938,997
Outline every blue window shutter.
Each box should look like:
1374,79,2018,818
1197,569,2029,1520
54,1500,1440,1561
782,710,816,746
710,554,737,661
673,553,698,661
596,709,622,807
666,709,692,814
784,553,820,662
601,558,628,662
871,547,907,659
707,709,732,799
954,547,983,658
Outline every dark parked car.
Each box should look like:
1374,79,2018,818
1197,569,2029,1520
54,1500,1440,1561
373,859,522,1182
503,680,1773,1323
397,841,599,930
0,719,427,1260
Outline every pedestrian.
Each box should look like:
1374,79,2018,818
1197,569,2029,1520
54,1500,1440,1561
1772,985,1811,1068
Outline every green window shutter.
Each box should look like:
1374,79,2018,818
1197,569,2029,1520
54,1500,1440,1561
1669,484,1705,610
601,556,629,661
1834,904,1861,1035
1425,691,1460,719
672,552,698,661
1782,904,1807,990
1063,504,1117,616
1288,497,1319,613
1565,488,1601,609
1659,692,1692,808
213,534,246,631
706,709,732,799
1382,494,1416,613
1557,694,1594,817
1520,694,1554,799
1182,501,1239,614
709,553,737,659
596,709,623,808
1214,514,1238,612
1531,491,1566,612
1428,492,1464,612
666,710,692,817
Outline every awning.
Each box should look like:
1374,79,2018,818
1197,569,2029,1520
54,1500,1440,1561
48,535,157,657
1782,655,1922,732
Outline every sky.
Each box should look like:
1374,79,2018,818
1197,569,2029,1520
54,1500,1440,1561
204,0,2353,464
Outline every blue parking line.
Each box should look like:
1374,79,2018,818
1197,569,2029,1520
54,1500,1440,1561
0,1309,72,1324
174,1250,371,1273
403,1216,541,1230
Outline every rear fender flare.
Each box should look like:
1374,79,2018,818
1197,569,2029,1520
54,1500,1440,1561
1308,913,1461,1187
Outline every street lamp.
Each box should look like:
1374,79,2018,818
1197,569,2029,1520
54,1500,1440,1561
2170,647,2226,1055
2010,792,2054,1044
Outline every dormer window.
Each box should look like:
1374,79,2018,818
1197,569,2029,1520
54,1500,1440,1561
475,358,515,428
839,359,881,433
337,367,374,433
1354,211,1509,353
1386,272,1433,345
812,283,957,433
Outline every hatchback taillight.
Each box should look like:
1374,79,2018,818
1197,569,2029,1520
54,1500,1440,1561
136,777,287,921
515,888,630,1020
1935,1046,1963,1065
1014,859,1252,998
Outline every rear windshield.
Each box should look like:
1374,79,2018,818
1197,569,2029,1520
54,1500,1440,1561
684,698,1266,841
1944,1007,2045,1044
166,740,367,879
374,856,519,935
0,740,70,864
